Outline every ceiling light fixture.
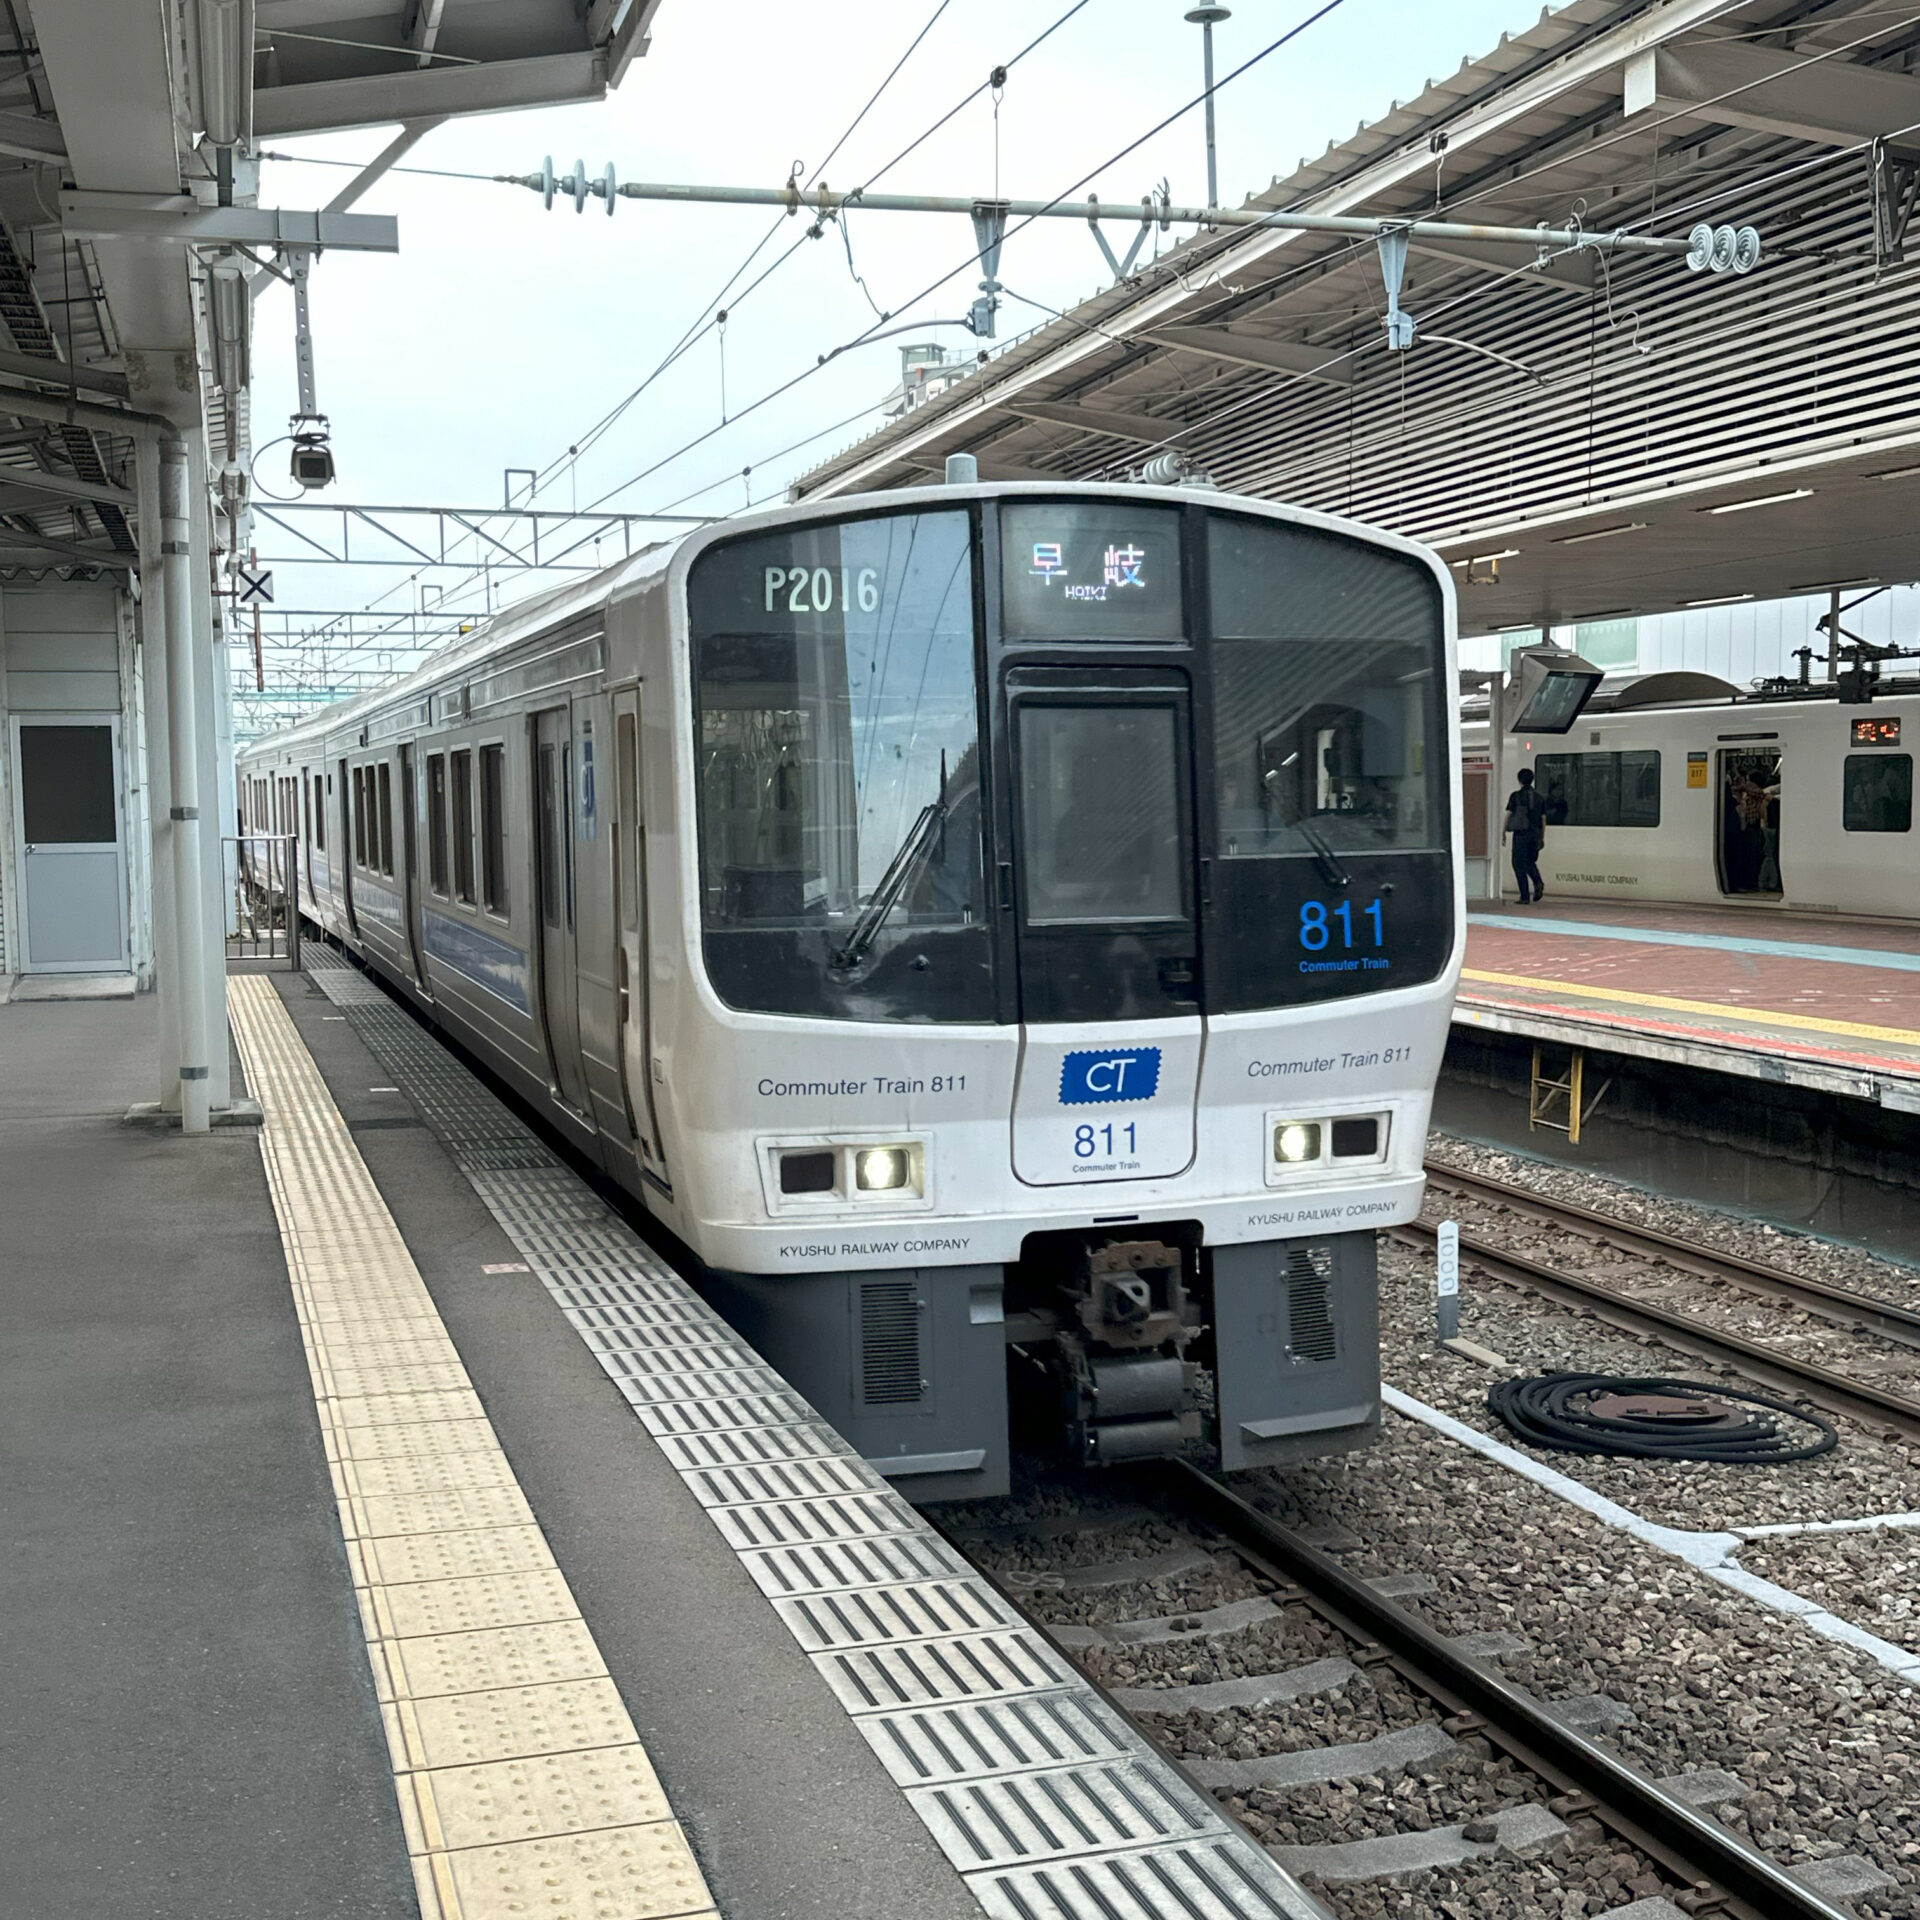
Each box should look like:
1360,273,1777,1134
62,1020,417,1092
1683,592,1756,608
1868,463,1920,482
1555,522,1648,545
1703,489,1813,515
1451,548,1520,567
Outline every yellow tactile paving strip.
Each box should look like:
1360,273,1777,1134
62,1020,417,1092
228,975,719,1920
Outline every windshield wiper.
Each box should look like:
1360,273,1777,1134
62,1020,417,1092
1300,822,1352,890
833,797,948,971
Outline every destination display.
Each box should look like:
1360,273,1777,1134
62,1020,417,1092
1000,503,1184,640
1852,716,1902,746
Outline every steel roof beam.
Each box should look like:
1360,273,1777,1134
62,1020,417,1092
0,465,135,509
0,110,65,163
1144,325,1353,386
1408,237,1598,293
59,194,399,252
1007,399,1190,447
254,50,605,139
1626,38,1920,147
0,347,130,397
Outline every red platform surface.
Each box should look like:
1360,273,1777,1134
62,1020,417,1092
1458,901,1920,1102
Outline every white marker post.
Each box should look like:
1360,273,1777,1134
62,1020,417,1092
1436,1220,1460,1343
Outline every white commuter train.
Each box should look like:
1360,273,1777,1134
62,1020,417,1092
1466,671,1920,916
239,481,1464,1501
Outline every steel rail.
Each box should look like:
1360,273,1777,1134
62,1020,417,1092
1425,1161,1920,1351
1158,1460,1857,1920
1392,1218,1920,1444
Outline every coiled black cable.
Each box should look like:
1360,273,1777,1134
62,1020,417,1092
1487,1373,1839,1464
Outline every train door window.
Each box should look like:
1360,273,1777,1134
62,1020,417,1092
1716,748,1782,895
377,762,394,876
1019,705,1183,923
450,748,475,904
1843,753,1912,832
426,753,448,894
352,767,367,867
312,774,324,851
479,743,508,915
538,743,561,928
616,711,639,934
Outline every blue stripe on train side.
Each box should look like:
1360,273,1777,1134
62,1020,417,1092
423,906,531,1014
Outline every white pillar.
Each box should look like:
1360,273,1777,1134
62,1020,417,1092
136,435,181,1108
1485,673,1507,906
162,437,210,1134
188,440,232,1111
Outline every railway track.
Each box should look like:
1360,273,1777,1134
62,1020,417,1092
950,1463,1861,1920
1401,1165,1920,1446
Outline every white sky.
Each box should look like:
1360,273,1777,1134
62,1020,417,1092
243,0,1548,705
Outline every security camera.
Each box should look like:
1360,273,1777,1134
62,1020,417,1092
290,422,335,490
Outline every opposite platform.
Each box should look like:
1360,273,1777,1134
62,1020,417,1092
1458,900,1920,1110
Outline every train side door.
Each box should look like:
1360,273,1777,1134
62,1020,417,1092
1714,746,1783,896
611,688,668,1183
534,706,593,1116
398,743,429,990
1002,668,1205,1185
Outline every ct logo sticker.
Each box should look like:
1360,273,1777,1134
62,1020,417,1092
1059,1046,1161,1106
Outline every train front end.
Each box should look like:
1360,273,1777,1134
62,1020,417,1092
655,483,1462,1501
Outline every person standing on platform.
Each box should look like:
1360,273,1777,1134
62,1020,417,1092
1504,767,1547,904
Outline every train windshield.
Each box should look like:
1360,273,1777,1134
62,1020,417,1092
1205,512,1450,1010
688,509,993,1021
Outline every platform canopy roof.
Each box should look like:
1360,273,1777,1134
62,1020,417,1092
792,0,1920,637
0,0,662,575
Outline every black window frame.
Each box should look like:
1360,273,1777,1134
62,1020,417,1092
376,761,394,876
479,741,508,916
450,746,476,905
1843,752,1912,833
426,751,448,895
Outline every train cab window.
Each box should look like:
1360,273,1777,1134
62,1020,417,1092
376,762,394,875
999,504,1184,640
1204,510,1451,1011
450,748,476,904
426,753,448,894
1844,753,1912,832
479,743,508,914
688,507,991,1022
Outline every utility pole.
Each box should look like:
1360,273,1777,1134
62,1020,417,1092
1185,6,1230,210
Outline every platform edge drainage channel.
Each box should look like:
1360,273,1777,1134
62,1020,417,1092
308,968,1332,1920
227,977,719,1920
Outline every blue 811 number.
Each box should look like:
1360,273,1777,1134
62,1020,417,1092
1299,898,1385,951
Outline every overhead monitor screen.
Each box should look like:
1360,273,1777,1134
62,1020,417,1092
1509,663,1602,734
1000,503,1183,640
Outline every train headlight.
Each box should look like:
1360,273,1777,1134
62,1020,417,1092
855,1146,911,1192
1274,1122,1322,1164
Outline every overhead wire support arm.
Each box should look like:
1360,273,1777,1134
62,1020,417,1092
501,168,1757,263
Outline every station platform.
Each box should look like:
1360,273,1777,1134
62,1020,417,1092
1457,900,1920,1112
1,962,1327,1920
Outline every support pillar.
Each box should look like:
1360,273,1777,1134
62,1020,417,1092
136,434,181,1109
188,437,233,1111
1485,671,1507,905
161,437,209,1134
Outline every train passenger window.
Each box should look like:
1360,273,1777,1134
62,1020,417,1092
999,503,1183,641
1019,705,1184,923
426,753,448,894
1843,753,1912,832
377,762,394,875
479,744,508,914
688,508,992,1023
1535,751,1661,828
450,749,475,904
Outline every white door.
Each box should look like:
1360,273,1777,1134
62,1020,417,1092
12,715,127,971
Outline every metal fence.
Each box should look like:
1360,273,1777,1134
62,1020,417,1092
225,833,301,969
